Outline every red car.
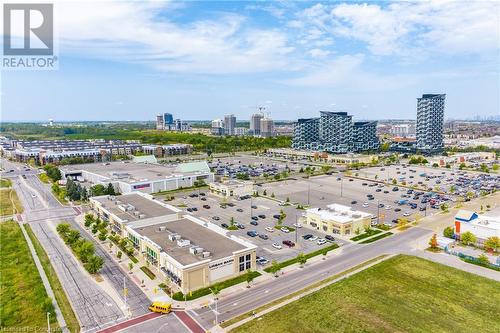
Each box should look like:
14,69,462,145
282,240,295,247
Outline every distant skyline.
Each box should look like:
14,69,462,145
2,1,499,122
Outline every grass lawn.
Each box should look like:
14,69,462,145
25,225,80,332
0,178,12,188
233,255,500,333
359,232,393,244
0,221,59,329
0,188,24,216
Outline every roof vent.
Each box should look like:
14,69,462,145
202,251,211,258
177,239,191,247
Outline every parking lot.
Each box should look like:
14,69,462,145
209,155,302,179
155,190,343,266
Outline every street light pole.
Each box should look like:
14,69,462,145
47,312,50,333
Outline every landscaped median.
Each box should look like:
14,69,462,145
350,228,382,241
264,243,339,274
172,270,261,301
359,232,393,244
25,225,80,333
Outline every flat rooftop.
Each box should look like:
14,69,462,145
134,218,247,266
307,204,371,223
62,160,210,183
93,193,177,221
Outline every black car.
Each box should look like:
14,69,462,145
303,234,313,240
376,189,382,192
325,235,335,242
392,219,399,223
247,231,258,237
378,203,384,208
273,214,281,219
192,207,198,211
394,208,401,212
212,216,220,221
251,216,258,220
187,208,193,212
237,208,244,212
221,223,229,228
351,200,357,204
250,220,258,226
258,214,266,219
251,205,257,209
201,197,207,201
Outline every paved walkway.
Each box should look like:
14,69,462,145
19,222,70,333
407,249,500,281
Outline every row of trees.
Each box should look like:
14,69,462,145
443,227,499,252
56,223,104,274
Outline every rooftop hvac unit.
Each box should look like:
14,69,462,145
138,214,146,219
174,234,181,240
189,247,197,255
116,200,122,205
177,239,190,247
133,211,140,216
202,251,211,258
158,226,166,231
168,234,178,241
195,247,204,254
128,204,136,211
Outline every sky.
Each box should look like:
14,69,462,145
1,0,499,122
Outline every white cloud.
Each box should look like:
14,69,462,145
291,0,500,57
24,0,296,74
308,48,330,58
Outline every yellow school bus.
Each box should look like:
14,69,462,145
149,301,172,314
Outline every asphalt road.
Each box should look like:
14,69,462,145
117,313,190,333
191,226,431,329
3,159,150,333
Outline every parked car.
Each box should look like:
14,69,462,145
237,223,245,229
258,214,266,219
317,239,327,245
292,223,302,228
280,227,290,233
246,231,258,237
282,240,295,247
265,227,274,233
272,243,282,250
251,205,257,209
212,216,220,221
351,200,357,204
303,234,313,240
258,234,269,240
250,220,258,226
236,208,244,212
251,216,259,220
308,236,318,242
325,235,335,242
221,223,229,228
203,205,211,209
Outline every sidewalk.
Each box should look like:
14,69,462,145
19,222,70,333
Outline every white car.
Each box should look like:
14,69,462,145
403,212,411,217
362,203,369,207
272,243,282,250
309,236,318,242
292,223,302,228
265,226,274,233
280,227,290,233
385,205,392,210
317,239,327,245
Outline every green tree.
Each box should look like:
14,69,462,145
129,262,134,271
483,236,499,252
76,240,95,262
66,230,81,245
117,251,123,260
246,270,255,288
85,255,104,274
460,231,476,246
56,223,70,236
84,214,94,227
443,226,455,239
105,183,116,195
477,254,490,266
297,253,307,268
269,260,281,277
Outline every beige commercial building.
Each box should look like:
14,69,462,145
305,204,372,236
90,192,257,294
208,180,254,198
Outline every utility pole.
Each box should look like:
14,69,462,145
47,312,50,333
